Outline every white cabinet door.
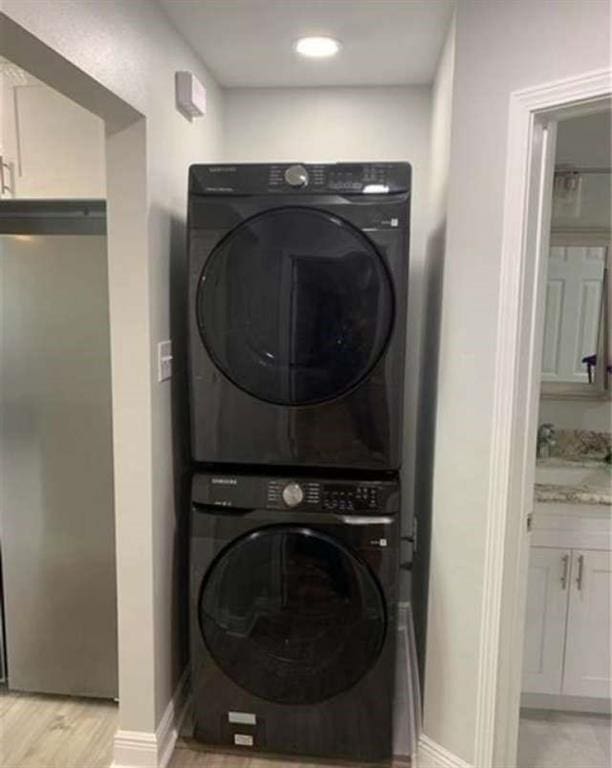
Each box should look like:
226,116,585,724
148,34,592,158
541,245,606,382
562,549,612,698
5,84,105,198
522,547,571,694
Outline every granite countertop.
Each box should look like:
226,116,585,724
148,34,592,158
535,459,611,506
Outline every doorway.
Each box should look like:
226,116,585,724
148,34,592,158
517,105,611,768
0,15,148,763
0,60,118,767
468,69,612,768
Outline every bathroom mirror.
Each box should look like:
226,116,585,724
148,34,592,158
541,232,610,399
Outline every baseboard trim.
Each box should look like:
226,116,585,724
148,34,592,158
417,734,473,768
157,667,191,767
112,667,190,768
393,602,421,762
521,692,612,715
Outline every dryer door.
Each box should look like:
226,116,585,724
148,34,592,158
198,525,386,704
196,206,394,406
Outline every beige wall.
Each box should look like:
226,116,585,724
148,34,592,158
424,0,610,762
224,86,432,592
0,0,225,735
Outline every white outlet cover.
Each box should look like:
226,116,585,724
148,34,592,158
157,340,173,382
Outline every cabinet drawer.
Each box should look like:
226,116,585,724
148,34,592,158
532,504,612,550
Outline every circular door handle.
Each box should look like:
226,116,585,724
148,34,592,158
282,482,304,507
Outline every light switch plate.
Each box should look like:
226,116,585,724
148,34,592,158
157,340,173,382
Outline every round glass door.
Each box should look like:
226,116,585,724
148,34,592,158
199,526,386,704
196,207,394,405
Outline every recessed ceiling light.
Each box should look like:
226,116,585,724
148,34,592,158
294,36,341,59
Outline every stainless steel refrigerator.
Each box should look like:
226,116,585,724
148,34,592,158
0,200,117,698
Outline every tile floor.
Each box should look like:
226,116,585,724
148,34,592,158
518,709,611,768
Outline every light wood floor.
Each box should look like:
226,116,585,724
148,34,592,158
0,690,117,768
0,690,408,768
171,745,407,767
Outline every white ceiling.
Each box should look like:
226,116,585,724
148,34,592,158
159,0,455,88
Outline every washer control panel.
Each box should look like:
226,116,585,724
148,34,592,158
265,479,392,513
193,473,399,516
322,484,379,512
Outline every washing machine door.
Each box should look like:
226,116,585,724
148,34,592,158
199,525,386,704
196,206,394,406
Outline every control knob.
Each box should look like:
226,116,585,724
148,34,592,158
282,482,304,507
284,164,308,187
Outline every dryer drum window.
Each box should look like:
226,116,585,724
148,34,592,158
198,526,387,705
196,207,394,406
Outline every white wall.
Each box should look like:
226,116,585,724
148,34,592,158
553,110,610,230
424,0,610,763
224,86,431,589
413,10,455,702
0,0,225,742
556,108,612,167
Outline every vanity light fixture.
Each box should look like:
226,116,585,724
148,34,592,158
294,36,341,58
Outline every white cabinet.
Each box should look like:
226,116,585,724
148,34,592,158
523,546,612,702
1,79,105,199
522,547,571,694
563,549,612,698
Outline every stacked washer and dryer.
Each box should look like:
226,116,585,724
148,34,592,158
186,162,412,763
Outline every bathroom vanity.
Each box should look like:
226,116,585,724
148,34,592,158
522,452,611,712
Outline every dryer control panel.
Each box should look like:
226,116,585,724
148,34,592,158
191,472,399,515
189,162,411,196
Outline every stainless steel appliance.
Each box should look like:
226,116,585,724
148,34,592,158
0,200,117,698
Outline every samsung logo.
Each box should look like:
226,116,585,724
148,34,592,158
211,477,237,485
208,166,236,173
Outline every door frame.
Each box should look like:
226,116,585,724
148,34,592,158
473,68,612,768
0,10,159,736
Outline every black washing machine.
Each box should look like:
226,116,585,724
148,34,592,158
187,162,411,470
190,471,400,762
